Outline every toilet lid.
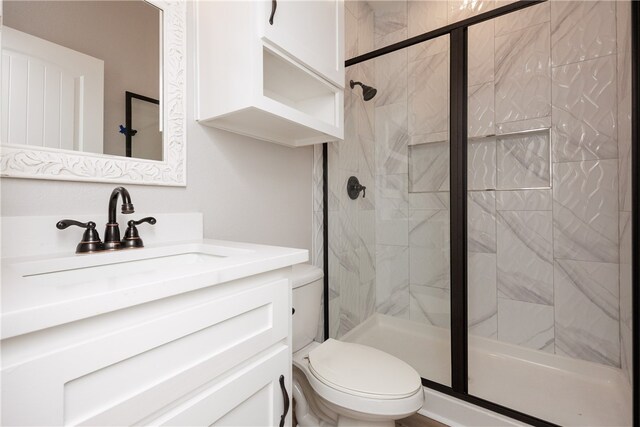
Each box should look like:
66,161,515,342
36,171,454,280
307,339,422,399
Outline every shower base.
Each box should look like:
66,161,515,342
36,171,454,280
341,314,632,427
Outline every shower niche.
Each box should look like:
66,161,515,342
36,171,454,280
195,1,344,147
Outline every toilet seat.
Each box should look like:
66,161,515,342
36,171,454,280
293,341,424,420
308,339,422,400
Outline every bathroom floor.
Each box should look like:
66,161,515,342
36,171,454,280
396,414,448,427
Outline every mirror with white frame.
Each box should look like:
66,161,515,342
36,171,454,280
0,0,186,186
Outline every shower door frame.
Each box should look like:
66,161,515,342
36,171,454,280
324,0,640,425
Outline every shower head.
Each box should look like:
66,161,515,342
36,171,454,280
350,80,377,101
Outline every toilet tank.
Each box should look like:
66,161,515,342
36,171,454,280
291,264,324,352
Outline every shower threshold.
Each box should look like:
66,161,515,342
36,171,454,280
342,314,632,427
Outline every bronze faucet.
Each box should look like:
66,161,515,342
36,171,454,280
103,187,135,250
57,187,155,254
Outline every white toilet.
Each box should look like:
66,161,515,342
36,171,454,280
291,264,424,427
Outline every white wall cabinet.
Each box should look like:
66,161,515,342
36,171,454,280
1,271,293,426
196,0,344,147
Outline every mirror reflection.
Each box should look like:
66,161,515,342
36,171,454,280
1,0,162,161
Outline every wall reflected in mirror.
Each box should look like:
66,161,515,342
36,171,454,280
1,0,162,161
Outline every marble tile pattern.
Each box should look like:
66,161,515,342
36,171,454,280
376,245,410,317
357,2,374,57
375,102,408,175
408,49,449,137
554,259,620,366
497,210,554,305
468,191,496,254
376,174,409,246
408,0,447,39
496,189,552,211
409,141,449,192
468,82,495,138
409,191,449,210
346,7,358,60
327,141,341,212
495,23,551,124
372,1,407,44
468,138,496,191
469,253,498,338
448,0,495,24
409,209,450,289
410,285,450,327
553,159,618,263
616,1,632,383
468,20,494,87
617,0,633,213
325,5,379,338
497,131,551,190
326,0,628,370
494,1,549,37
342,68,359,173
338,248,361,337
375,48,408,107
408,33,449,64
498,298,555,353
550,1,616,67
357,68,376,211
619,211,632,381
552,56,617,162
328,244,341,339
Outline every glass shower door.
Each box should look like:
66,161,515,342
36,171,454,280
466,2,633,425
329,23,452,386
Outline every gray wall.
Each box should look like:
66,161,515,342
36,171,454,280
0,2,314,252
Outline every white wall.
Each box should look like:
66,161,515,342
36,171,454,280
0,2,314,252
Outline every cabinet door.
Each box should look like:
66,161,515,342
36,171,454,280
258,0,344,87
2,277,291,426
151,345,292,426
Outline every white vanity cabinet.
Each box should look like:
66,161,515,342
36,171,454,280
1,269,294,426
195,0,344,147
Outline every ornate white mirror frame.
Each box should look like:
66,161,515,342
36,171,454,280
0,0,186,186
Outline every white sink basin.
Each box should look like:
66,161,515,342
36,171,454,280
24,252,226,280
11,242,250,282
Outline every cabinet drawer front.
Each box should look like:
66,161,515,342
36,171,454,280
147,344,290,426
2,279,290,426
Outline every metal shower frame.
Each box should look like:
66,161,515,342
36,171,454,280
322,1,640,425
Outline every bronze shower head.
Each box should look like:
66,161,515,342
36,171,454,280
350,80,377,101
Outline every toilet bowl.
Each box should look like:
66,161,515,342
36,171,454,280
291,264,424,427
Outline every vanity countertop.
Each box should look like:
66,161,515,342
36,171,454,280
1,239,308,339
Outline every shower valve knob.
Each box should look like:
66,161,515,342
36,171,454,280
347,176,366,200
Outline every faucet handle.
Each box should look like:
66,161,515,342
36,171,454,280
56,220,103,254
130,217,157,227
121,217,156,249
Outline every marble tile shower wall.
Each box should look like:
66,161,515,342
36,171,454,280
313,0,633,376
320,0,378,339
617,0,633,384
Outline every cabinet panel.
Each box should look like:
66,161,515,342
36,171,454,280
148,345,290,426
258,0,344,87
196,0,344,146
2,278,290,426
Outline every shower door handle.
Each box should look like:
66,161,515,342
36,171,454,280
278,374,289,427
269,0,277,25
